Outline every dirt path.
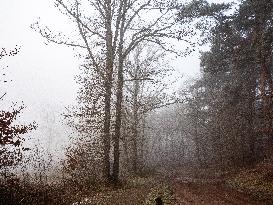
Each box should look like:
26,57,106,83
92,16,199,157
79,175,271,204
171,180,269,205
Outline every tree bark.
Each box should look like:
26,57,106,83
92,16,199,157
112,36,125,183
112,1,127,182
102,0,114,182
132,67,140,174
112,61,124,182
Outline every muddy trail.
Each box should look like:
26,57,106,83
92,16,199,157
77,167,271,205
81,177,270,205
166,168,270,205
170,181,268,205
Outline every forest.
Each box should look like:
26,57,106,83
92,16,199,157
1,0,273,204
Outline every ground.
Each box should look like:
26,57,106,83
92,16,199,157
171,181,267,205
73,165,273,205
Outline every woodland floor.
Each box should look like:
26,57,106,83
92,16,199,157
77,178,268,205
75,166,272,205
170,181,267,205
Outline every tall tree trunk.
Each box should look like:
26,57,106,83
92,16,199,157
112,61,124,182
112,41,125,183
102,0,113,182
132,137,138,174
247,79,257,162
112,2,127,182
102,82,112,181
254,7,273,156
132,69,140,174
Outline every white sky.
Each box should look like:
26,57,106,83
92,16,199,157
0,0,204,107
1,0,79,106
0,0,234,157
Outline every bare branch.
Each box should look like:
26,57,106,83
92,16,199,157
124,77,153,82
56,0,105,40
75,1,103,77
0,92,6,101
124,0,152,33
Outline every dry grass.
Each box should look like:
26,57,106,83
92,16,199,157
226,162,273,202
72,175,178,205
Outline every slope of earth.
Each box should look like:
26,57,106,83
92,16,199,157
71,171,269,205
171,181,269,205
226,161,273,204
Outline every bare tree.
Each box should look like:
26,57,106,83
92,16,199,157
33,0,187,182
121,43,177,174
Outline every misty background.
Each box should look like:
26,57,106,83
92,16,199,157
0,0,234,160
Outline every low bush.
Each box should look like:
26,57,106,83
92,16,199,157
0,175,97,205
